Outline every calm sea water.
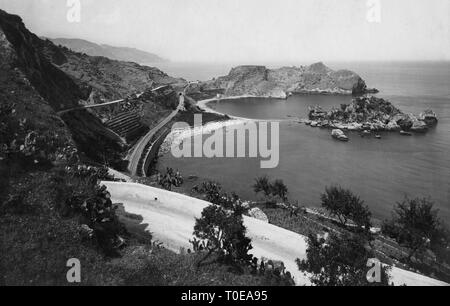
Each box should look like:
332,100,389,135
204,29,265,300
157,62,450,223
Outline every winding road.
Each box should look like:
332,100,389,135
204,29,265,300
57,85,170,116
126,95,183,176
126,82,198,176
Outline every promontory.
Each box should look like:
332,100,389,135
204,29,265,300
191,62,377,99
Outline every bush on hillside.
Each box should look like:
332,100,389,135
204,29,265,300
158,167,183,191
321,186,372,230
253,176,289,204
297,232,391,286
382,197,448,263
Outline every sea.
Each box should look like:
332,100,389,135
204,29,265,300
154,61,450,224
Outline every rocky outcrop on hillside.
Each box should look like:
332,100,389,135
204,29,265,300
196,63,376,99
0,10,83,111
248,207,269,223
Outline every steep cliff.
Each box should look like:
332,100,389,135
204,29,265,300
199,62,373,98
0,9,123,165
0,10,83,110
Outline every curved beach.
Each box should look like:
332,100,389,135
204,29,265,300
197,95,295,123
158,95,292,156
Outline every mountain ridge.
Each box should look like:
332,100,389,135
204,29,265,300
47,37,167,64
37,37,185,104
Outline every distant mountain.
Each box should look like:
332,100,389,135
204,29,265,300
48,38,167,64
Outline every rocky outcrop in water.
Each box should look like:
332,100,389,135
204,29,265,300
196,63,377,98
305,96,438,133
419,110,439,127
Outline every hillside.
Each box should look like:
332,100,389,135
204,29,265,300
1,9,284,286
103,181,449,286
39,38,185,103
194,63,376,98
0,9,189,165
0,8,120,285
2,7,448,287
48,38,167,64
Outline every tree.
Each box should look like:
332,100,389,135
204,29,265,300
192,183,252,266
272,179,288,202
253,176,272,198
382,197,444,262
193,204,252,267
297,233,391,286
321,186,372,230
253,176,289,203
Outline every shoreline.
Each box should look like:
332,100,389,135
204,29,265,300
196,95,294,123
158,94,295,158
158,118,249,156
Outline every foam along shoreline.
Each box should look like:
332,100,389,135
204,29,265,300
159,118,248,156
102,180,449,287
159,95,289,156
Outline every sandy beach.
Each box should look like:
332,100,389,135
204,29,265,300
196,95,293,122
158,118,248,156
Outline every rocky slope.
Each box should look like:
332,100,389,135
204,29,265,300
0,9,127,166
196,63,375,98
0,10,78,159
38,38,185,103
48,38,167,64
0,8,190,166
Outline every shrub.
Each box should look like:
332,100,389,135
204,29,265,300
158,168,183,191
382,197,447,262
321,186,371,230
253,176,272,198
272,179,288,202
253,176,289,203
297,233,391,286
0,103,76,167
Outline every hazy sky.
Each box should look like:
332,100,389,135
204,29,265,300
0,0,449,62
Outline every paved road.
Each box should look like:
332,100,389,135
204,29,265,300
126,82,196,176
57,85,170,115
126,95,184,176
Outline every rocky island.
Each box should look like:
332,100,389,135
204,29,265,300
305,96,438,134
193,62,378,99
